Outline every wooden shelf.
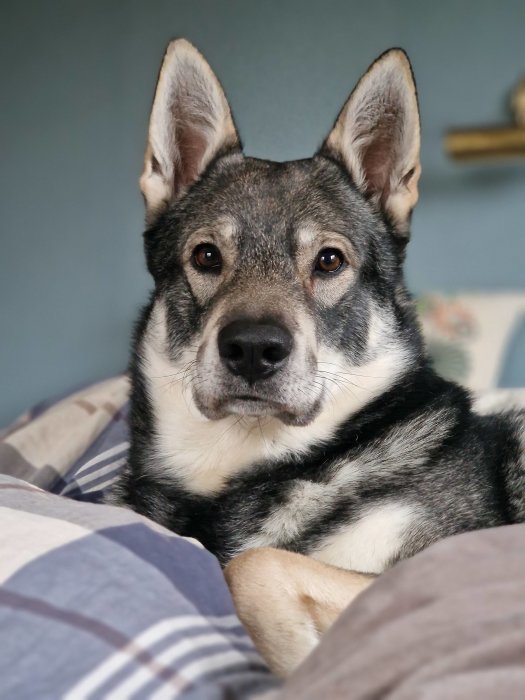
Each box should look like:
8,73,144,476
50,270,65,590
445,126,525,161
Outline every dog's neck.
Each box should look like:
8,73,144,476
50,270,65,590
138,301,416,496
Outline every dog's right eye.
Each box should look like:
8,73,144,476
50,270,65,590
315,248,345,274
192,243,222,272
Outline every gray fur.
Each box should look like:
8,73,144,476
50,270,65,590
110,41,525,573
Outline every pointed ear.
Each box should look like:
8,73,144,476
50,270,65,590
140,39,241,222
321,49,421,237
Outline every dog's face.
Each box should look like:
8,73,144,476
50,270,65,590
140,40,421,427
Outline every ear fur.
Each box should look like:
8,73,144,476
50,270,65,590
140,39,240,223
321,49,421,237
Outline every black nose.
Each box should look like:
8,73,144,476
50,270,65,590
218,320,293,383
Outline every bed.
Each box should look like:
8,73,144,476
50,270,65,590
1,291,524,698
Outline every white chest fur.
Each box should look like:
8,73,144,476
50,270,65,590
242,487,418,575
309,502,417,574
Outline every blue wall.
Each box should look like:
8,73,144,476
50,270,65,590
1,0,524,425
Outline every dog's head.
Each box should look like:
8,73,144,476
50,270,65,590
140,40,422,427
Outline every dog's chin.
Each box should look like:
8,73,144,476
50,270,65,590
227,397,281,417
193,392,323,427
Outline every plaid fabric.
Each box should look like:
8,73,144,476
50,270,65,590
2,376,525,698
0,375,130,501
0,379,277,698
0,475,276,699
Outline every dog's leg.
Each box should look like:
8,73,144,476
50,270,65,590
224,547,374,677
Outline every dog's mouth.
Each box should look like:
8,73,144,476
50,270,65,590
193,387,324,427
211,391,325,427
190,349,325,427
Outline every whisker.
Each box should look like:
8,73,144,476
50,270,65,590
317,361,387,380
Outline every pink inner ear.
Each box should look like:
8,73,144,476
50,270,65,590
167,61,218,193
174,121,209,189
361,133,394,197
359,102,404,198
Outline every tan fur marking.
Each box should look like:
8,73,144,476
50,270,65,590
225,547,374,677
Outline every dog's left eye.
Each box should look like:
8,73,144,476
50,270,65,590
192,243,222,272
315,248,345,274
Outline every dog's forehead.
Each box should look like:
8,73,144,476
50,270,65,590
187,156,374,253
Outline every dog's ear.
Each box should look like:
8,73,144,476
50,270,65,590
140,39,240,223
321,49,420,237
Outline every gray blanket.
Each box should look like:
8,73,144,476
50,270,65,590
273,524,525,699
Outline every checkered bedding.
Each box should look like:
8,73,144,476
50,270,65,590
0,377,277,699
2,376,525,699
0,375,132,502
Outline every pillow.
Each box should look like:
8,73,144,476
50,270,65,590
500,315,525,388
417,292,525,392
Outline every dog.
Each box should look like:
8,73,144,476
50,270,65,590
109,39,525,676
